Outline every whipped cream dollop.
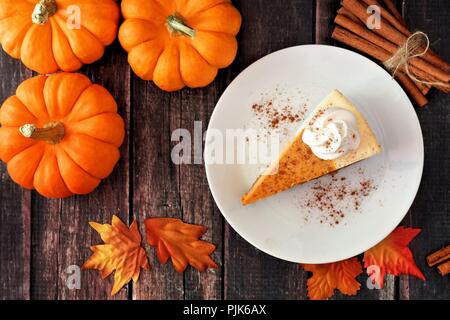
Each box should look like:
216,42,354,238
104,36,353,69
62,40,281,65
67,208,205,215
302,108,360,160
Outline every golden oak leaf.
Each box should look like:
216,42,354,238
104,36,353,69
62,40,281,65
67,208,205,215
302,257,363,300
145,218,218,273
363,226,425,288
83,215,149,296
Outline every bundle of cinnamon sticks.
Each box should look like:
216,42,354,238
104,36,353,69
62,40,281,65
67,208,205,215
331,0,450,107
427,245,450,276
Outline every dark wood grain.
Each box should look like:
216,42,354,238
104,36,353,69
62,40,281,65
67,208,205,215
0,0,449,301
400,0,450,300
223,0,314,300
0,52,32,300
316,0,340,44
180,87,223,300
131,82,184,299
31,41,131,300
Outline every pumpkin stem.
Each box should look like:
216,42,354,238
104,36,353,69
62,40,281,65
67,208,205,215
32,0,57,25
166,15,196,38
20,122,65,145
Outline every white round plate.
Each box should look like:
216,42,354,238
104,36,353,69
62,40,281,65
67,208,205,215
205,45,423,264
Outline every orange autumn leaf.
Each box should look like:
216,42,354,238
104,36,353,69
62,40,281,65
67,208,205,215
83,215,149,296
145,218,218,273
363,226,425,288
302,258,363,300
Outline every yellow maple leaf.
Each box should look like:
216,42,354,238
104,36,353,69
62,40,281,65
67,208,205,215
83,215,149,296
301,257,363,300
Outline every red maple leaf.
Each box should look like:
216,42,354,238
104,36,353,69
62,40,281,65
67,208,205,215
363,227,425,288
145,218,218,273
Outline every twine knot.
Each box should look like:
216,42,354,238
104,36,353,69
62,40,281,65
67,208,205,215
383,31,449,88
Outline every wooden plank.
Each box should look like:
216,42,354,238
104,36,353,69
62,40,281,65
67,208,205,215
316,0,340,44
223,0,314,300
31,41,131,300
180,87,223,300
0,52,32,300
131,84,184,299
400,0,450,300
316,0,397,300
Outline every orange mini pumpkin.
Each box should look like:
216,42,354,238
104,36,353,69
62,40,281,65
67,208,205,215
0,73,125,198
0,0,120,74
119,0,242,91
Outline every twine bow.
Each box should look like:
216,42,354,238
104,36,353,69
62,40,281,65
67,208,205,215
383,31,450,88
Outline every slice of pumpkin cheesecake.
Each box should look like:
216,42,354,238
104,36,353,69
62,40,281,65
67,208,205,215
241,89,381,205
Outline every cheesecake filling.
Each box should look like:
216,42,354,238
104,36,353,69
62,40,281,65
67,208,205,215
302,108,360,160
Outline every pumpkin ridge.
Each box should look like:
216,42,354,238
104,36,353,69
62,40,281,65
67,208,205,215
185,0,230,17
6,21,33,58
54,2,119,46
186,3,241,36
63,84,117,123
191,30,238,68
55,145,100,192
33,146,72,198
20,23,58,73
119,19,164,53
64,111,119,125
0,1,35,21
7,142,45,190
63,132,120,150
64,84,118,123
28,144,46,190
0,96,38,126
128,38,165,81
0,10,29,22
3,140,40,163
52,14,104,64
0,15,33,59
129,34,165,54
130,18,164,35
193,29,236,38
153,41,185,91
178,41,218,88
59,133,120,179
150,0,172,16
42,74,92,119
49,17,82,70
64,113,125,147
180,0,230,18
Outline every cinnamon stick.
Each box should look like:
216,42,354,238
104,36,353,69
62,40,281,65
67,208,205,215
380,0,448,77
395,72,429,107
437,260,450,276
427,245,450,267
381,0,407,27
332,26,428,106
416,82,431,96
335,14,450,84
362,0,410,36
337,7,363,25
342,0,450,73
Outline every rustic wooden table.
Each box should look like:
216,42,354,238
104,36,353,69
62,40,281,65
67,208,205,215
0,0,449,300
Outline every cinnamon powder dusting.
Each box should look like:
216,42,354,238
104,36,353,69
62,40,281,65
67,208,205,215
251,100,304,130
303,169,378,227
